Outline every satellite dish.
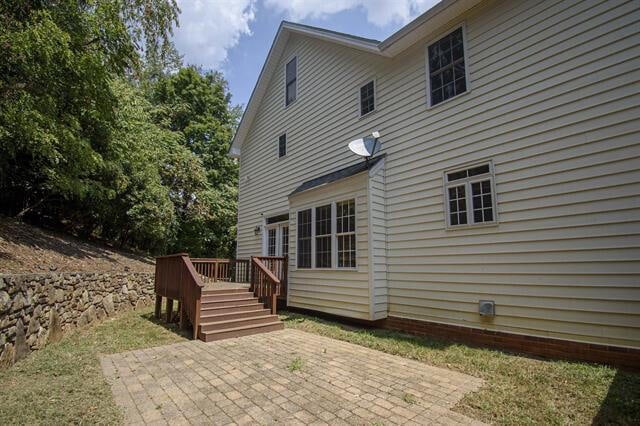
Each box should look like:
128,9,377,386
348,131,381,160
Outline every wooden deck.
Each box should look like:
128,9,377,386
154,254,287,342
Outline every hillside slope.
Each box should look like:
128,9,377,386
0,218,154,274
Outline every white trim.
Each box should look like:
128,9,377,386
358,78,377,118
424,23,471,109
284,55,298,108
442,160,499,230
366,177,375,320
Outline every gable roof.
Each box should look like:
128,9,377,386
229,0,484,157
289,155,385,197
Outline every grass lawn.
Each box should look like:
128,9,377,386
0,306,187,425
280,311,640,425
1,306,638,425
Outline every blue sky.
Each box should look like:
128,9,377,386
172,0,440,108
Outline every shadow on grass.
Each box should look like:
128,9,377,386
592,369,640,425
139,310,192,340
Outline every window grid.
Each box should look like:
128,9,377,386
336,200,356,268
472,180,494,223
444,163,496,228
286,57,297,106
278,134,286,158
360,81,375,116
315,205,332,268
448,185,467,226
267,228,277,256
297,209,312,268
428,27,466,106
281,226,289,257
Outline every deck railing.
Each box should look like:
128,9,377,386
191,258,251,283
253,256,288,299
154,253,203,339
155,253,288,337
250,257,281,314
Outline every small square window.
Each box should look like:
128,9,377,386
360,80,375,116
428,27,467,106
278,134,286,158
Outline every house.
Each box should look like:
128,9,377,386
229,0,640,366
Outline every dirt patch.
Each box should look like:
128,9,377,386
0,218,154,273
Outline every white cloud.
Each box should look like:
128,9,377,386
265,0,441,27
173,0,256,69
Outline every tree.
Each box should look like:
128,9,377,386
150,67,239,257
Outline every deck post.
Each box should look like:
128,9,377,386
166,298,174,323
271,294,277,315
154,295,162,319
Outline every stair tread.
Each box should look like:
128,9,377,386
200,314,277,327
201,296,257,302
201,320,283,335
200,308,268,319
200,302,261,309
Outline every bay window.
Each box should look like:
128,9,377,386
296,198,357,269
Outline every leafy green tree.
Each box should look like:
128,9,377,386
149,67,239,257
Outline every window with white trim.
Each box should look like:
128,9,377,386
285,57,297,106
444,163,496,227
336,199,356,268
315,204,332,268
297,209,312,268
295,198,357,269
360,80,375,116
427,27,467,106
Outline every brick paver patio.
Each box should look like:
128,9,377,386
100,329,485,425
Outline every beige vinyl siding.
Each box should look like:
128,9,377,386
368,163,388,320
236,0,640,347
288,173,370,319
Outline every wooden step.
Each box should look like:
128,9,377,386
199,314,279,333
201,287,250,296
200,308,270,322
201,297,259,308
199,302,263,315
201,292,255,303
199,321,284,342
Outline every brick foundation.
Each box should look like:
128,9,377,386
381,316,640,370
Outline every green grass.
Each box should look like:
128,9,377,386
0,306,187,425
280,311,640,425
287,356,304,372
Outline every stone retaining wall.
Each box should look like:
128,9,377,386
0,271,155,367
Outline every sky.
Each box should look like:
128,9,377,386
172,0,441,108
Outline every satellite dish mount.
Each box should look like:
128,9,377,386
348,131,381,165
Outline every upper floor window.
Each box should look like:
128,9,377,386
360,80,375,116
427,27,467,106
278,133,287,158
286,57,297,106
444,163,497,228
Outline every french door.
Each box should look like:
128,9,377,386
265,224,289,257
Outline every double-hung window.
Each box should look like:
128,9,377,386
296,199,357,269
427,27,467,106
444,163,497,227
315,205,332,268
285,57,297,106
336,200,356,268
297,209,312,268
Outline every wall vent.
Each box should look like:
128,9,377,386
479,300,495,316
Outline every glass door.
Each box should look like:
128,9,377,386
264,222,288,257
